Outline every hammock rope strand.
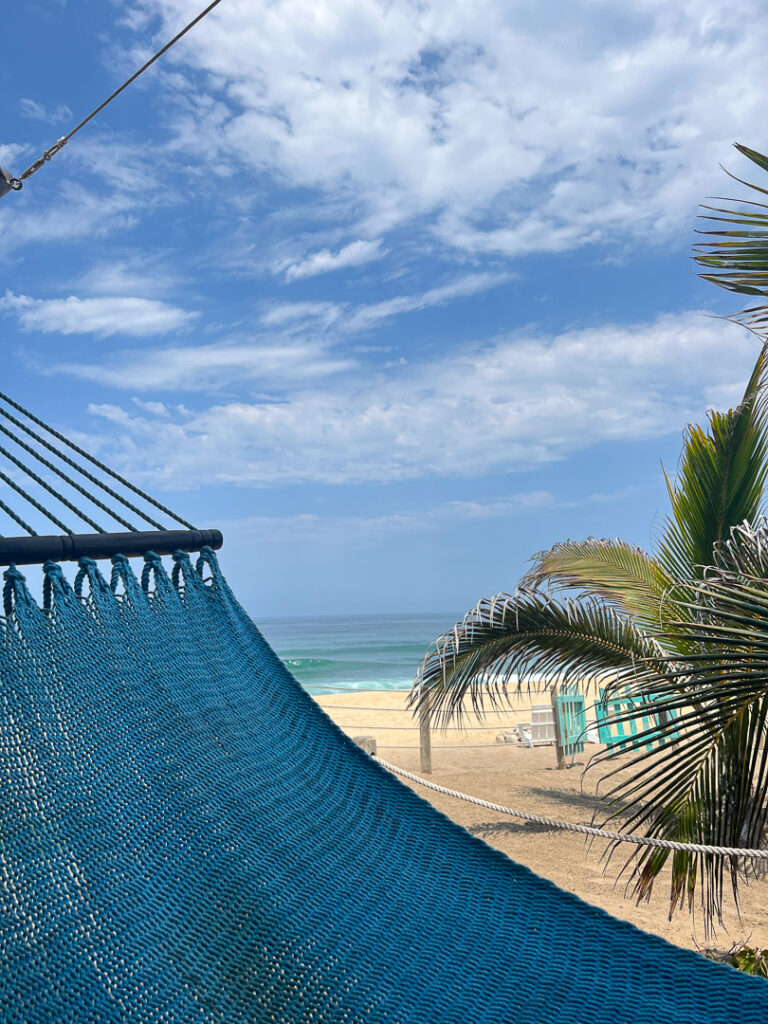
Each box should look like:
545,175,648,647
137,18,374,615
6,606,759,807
0,468,71,534
0,421,136,532
0,406,165,529
0,443,104,533
0,392,194,529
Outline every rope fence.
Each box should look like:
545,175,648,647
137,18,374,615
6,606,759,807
306,701,526,715
375,758,768,859
307,684,576,771
316,722,522,732
375,744,499,750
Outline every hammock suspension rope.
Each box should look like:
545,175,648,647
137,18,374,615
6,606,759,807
0,402,166,529
0,393,220,563
0,391,194,529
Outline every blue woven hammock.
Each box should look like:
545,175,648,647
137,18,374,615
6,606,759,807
1,549,765,1023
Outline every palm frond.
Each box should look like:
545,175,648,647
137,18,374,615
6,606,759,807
522,537,675,629
694,143,768,326
410,590,668,726
712,515,768,577
589,546,768,933
656,346,768,584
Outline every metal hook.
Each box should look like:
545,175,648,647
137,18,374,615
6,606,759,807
0,167,22,199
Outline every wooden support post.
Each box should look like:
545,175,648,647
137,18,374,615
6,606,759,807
551,684,566,770
353,736,377,756
419,695,432,774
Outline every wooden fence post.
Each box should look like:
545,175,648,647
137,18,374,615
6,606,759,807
353,736,377,756
419,694,432,774
551,684,566,770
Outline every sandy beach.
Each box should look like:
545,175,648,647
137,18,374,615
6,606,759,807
316,689,768,956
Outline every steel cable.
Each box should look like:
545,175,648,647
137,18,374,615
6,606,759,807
5,0,225,192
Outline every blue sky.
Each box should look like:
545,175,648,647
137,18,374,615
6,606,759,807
1,0,766,617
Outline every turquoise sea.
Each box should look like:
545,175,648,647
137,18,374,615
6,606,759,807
259,612,462,694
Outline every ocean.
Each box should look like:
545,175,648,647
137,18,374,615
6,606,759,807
258,612,463,694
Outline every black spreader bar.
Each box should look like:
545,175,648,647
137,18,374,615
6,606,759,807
0,529,223,566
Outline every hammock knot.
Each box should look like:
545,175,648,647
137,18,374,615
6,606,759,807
3,563,29,617
74,556,111,601
109,552,131,585
110,554,130,593
171,549,194,590
42,559,69,612
196,545,222,583
141,551,164,593
3,563,25,583
141,550,177,601
109,553,146,604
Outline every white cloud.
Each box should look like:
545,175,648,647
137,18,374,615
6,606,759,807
47,271,510,389
260,301,342,327
19,99,73,124
344,272,511,331
258,272,509,335
443,493,557,520
128,0,768,256
131,398,171,416
0,135,168,258
216,492,558,542
71,310,758,486
0,184,140,258
215,484,642,548
55,339,355,389
72,257,181,297
9,1,763,272
1,291,197,337
0,142,30,169
283,239,385,280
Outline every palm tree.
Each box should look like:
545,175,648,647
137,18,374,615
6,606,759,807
411,146,768,932
694,144,768,332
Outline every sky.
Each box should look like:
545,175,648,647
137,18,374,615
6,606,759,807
1,0,767,618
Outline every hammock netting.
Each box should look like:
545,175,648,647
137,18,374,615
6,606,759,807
1,549,766,1022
